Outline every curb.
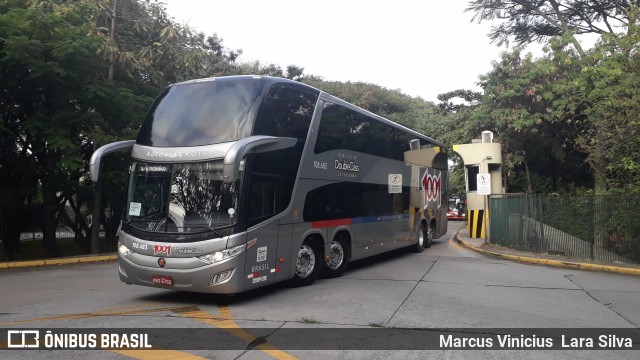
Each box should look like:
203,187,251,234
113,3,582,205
453,229,640,276
0,254,117,269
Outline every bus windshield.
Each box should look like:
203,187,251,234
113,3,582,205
125,160,241,234
136,77,266,147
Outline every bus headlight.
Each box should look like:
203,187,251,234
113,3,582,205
197,244,246,265
118,243,132,257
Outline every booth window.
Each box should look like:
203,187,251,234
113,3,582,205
466,165,479,192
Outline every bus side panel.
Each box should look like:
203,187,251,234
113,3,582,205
352,221,378,259
243,221,279,290
275,223,292,282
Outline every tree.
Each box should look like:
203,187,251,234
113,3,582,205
1,0,277,257
286,65,305,81
436,89,482,145
579,26,640,191
0,0,150,255
466,0,637,55
473,47,593,193
467,0,640,192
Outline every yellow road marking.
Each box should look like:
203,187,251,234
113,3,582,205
0,302,164,325
0,306,191,326
111,350,208,360
174,306,298,360
448,238,466,251
1,301,299,359
0,303,209,359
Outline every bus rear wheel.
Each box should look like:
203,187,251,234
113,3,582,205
425,222,434,248
322,235,349,278
287,238,322,287
414,223,426,253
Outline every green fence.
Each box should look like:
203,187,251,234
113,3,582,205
490,194,640,264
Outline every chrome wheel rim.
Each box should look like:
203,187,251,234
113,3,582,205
325,241,345,270
295,245,316,278
418,228,425,247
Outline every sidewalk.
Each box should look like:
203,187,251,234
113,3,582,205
453,227,640,276
0,254,117,269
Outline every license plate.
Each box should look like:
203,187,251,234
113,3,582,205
152,275,173,286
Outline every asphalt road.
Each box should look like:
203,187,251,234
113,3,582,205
1,222,638,359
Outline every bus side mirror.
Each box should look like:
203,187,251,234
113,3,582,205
222,136,297,183
89,140,136,182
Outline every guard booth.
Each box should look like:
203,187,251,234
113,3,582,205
453,131,503,239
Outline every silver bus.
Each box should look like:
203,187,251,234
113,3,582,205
90,76,448,294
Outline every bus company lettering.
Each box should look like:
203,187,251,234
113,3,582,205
335,159,360,172
145,150,216,158
140,166,168,172
153,244,171,256
422,172,442,208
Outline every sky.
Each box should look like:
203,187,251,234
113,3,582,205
163,0,509,103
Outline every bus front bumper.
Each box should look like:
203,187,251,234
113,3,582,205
117,252,245,294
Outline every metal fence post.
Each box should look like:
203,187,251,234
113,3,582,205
589,195,595,261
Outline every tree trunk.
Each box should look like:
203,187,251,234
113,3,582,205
67,194,90,246
91,0,118,253
0,187,22,260
107,0,119,81
91,176,103,254
41,152,60,257
524,158,533,194
590,161,608,194
547,0,586,57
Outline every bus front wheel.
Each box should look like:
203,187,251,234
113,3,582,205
288,238,322,287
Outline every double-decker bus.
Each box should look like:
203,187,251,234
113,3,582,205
90,76,448,294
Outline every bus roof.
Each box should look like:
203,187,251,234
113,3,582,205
171,75,446,149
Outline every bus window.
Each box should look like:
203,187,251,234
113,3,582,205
253,83,319,140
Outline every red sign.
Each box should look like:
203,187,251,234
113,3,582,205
422,172,442,209
153,244,171,256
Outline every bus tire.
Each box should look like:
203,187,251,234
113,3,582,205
321,234,349,278
425,222,435,248
287,237,322,287
414,223,426,253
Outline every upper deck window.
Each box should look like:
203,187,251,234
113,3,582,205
137,78,267,147
314,103,435,161
252,83,319,139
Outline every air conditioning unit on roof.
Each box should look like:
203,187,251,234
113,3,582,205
481,131,493,143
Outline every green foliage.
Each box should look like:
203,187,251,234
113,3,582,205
467,0,640,193
473,47,593,193
0,0,292,256
578,28,640,192
302,77,445,139
466,0,637,56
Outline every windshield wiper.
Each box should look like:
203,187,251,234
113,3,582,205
185,225,225,238
124,219,165,226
